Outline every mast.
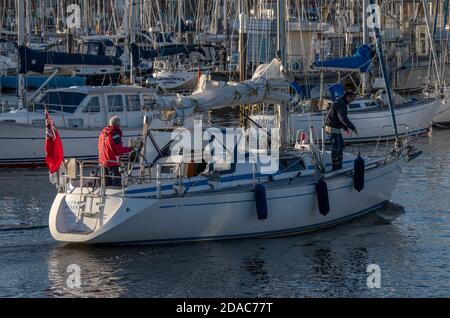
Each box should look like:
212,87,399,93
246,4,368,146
223,0,229,36
361,0,370,95
277,0,289,145
239,0,248,128
124,0,135,84
130,0,136,84
239,0,247,82
17,0,26,108
25,0,30,43
83,0,88,34
277,0,287,63
369,0,399,141
422,0,442,91
178,0,183,41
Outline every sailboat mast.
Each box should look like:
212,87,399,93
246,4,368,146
239,0,247,82
239,0,248,128
361,0,370,95
369,0,399,141
422,0,442,91
277,0,289,145
277,0,287,64
16,0,26,108
130,0,136,84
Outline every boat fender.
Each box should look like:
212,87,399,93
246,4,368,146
254,183,268,220
316,178,330,216
353,155,365,192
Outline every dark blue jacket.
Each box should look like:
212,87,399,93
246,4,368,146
325,97,356,131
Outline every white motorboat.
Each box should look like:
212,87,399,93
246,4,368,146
252,95,440,143
148,54,216,92
150,69,200,92
149,61,212,93
0,85,178,166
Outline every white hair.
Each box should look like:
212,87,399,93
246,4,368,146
109,116,121,126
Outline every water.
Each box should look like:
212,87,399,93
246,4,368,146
1,130,450,297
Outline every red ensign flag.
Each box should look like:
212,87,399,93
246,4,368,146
45,110,64,173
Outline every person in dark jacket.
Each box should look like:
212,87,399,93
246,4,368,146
98,116,134,186
325,92,358,171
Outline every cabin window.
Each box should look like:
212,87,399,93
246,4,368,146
83,97,100,113
105,46,117,57
31,119,44,126
419,32,427,55
35,92,86,113
68,119,84,128
279,158,306,172
126,95,141,112
83,43,99,55
107,95,124,112
161,165,177,175
365,101,379,108
349,103,362,110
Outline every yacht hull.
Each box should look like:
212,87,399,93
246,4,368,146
433,98,450,127
253,99,439,142
49,157,403,244
152,71,198,92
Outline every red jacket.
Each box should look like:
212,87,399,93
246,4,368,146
98,126,133,167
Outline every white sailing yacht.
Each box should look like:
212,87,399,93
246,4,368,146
252,93,440,143
48,0,417,245
47,58,418,245
433,89,450,128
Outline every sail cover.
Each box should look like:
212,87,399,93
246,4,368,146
18,46,122,74
291,82,345,101
130,43,221,67
147,58,293,114
313,45,374,73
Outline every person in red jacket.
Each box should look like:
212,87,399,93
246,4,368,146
98,116,134,186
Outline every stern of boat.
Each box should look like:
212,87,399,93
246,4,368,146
48,159,139,243
49,189,125,243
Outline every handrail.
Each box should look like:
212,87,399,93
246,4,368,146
374,123,413,156
61,158,187,197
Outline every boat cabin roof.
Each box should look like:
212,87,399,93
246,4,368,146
44,85,155,96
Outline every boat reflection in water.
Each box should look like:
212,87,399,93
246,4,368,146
44,208,408,297
47,246,127,298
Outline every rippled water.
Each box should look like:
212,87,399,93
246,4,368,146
1,130,450,297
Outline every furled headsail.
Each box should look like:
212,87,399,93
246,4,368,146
18,45,122,74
